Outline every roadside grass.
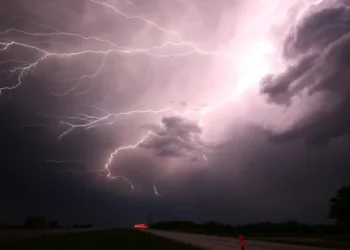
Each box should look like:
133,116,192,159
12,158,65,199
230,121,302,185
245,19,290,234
150,228,350,249
250,236,350,249
2,229,200,250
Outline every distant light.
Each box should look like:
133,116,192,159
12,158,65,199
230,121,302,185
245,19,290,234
134,223,149,229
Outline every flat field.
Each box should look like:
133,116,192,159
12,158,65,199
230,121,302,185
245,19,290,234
1,229,200,250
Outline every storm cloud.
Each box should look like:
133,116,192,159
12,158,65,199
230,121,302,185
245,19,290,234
261,0,350,143
140,116,206,158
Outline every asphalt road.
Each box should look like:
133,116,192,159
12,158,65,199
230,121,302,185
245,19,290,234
146,230,334,250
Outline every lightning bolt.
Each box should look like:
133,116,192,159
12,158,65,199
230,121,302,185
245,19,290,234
102,131,153,190
0,0,233,193
153,184,161,196
54,107,201,139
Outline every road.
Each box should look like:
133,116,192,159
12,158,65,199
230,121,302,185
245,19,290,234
146,230,334,250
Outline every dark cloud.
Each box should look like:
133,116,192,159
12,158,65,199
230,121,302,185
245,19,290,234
261,0,350,143
260,53,318,104
284,1,350,58
140,116,206,158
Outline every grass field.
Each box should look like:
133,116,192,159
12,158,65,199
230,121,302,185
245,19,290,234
250,236,350,249
2,229,200,250
0,228,98,241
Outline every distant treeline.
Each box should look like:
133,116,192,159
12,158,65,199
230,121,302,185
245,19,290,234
150,221,350,237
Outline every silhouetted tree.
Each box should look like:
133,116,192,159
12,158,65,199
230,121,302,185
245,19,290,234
329,185,350,225
48,220,60,228
24,216,46,228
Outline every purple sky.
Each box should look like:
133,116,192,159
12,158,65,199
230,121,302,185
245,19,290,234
1,0,350,227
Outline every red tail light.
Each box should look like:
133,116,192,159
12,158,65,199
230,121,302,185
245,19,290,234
134,223,149,229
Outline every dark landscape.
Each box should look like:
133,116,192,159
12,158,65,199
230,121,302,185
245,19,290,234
1,229,200,250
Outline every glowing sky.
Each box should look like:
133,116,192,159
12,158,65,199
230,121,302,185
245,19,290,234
1,0,350,226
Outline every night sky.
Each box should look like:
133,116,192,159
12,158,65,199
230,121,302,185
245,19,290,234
1,0,350,227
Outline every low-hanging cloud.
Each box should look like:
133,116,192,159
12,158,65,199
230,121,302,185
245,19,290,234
261,0,350,143
140,116,207,158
